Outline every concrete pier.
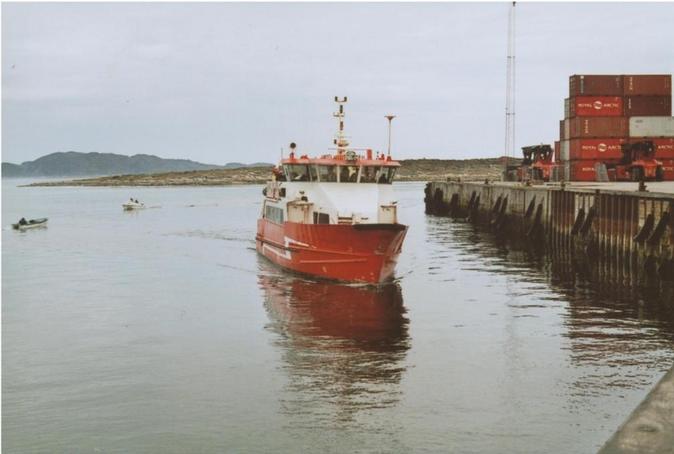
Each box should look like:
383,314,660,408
424,181,674,282
599,365,674,454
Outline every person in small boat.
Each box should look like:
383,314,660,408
19,217,27,225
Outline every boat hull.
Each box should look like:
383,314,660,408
123,203,145,210
256,219,407,284
12,218,48,230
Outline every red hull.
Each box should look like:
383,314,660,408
256,219,407,284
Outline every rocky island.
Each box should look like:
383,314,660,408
23,158,513,187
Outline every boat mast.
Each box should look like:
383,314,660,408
333,96,350,155
503,1,516,178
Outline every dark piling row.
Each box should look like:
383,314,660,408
424,181,674,282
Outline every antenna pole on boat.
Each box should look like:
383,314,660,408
385,115,396,158
333,96,349,155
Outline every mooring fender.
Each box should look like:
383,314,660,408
423,183,432,205
468,195,480,222
646,211,670,246
500,196,508,215
571,208,586,236
579,206,596,237
526,203,544,238
449,193,459,216
492,195,503,214
467,191,477,211
525,196,536,218
634,213,655,244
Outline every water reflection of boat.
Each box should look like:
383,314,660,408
259,268,410,425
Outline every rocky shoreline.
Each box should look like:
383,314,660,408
24,158,513,187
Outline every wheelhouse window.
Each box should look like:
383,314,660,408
360,166,378,183
284,164,310,182
339,165,359,183
308,165,319,182
317,165,337,182
313,212,330,224
376,167,397,184
264,204,284,224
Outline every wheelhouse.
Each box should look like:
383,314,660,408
280,159,399,184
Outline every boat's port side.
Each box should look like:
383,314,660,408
424,181,674,283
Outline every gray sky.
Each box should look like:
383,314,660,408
3,2,674,165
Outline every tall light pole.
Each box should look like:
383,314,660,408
385,115,396,157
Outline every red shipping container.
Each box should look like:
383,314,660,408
568,117,628,138
623,75,672,96
568,160,599,182
569,75,623,96
568,138,627,160
567,96,623,117
623,96,672,116
630,137,674,159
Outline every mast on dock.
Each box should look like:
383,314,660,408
503,1,517,178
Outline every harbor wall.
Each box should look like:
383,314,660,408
424,181,674,282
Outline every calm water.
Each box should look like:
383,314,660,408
3,180,674,453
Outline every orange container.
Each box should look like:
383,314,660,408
569,75,623,96
568,138,627,160
567,96,623,117
623,75,672,96
568,117,628,139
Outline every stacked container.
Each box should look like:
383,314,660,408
558,74,673,181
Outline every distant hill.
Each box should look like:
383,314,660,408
25,157,519,187
1,151,273,178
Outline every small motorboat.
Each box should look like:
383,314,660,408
122,199,145,210
12,217,48,230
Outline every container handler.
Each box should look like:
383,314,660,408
609,140,664,182
520,144,555,182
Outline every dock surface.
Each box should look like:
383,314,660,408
599,365,674,454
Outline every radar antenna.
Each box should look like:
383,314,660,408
333,96,350,154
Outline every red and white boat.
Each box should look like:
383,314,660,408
256,97,408,284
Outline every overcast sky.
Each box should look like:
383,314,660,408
3,2,674,165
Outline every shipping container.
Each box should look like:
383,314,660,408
567,138,627,160
564,118,571,140
567,96,623,117
565,160,599,182
569,75,623,96
629,137,674,159
559,120,565,140
554,141,560,162
568,117,628,138
623,75,672,96
629,116,674,137
623,96,672,117
564,99,569,119
560,140,569,161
